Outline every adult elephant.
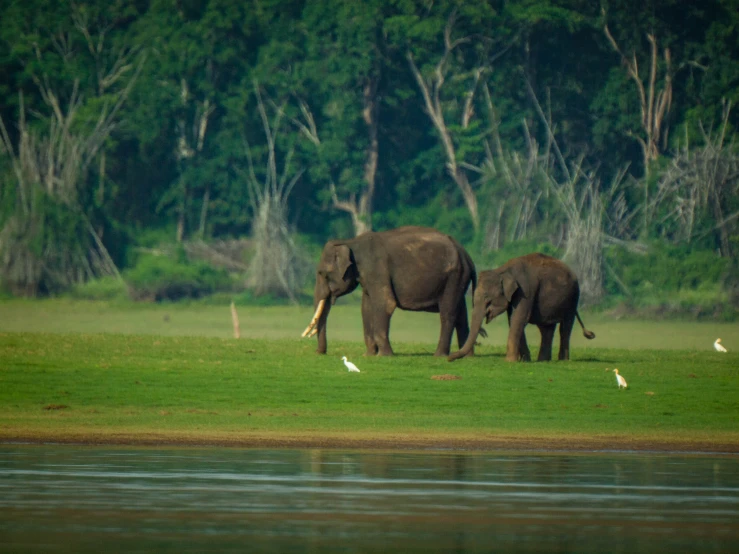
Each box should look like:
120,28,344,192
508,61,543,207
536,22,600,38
448,253,595,362
301,226,479,356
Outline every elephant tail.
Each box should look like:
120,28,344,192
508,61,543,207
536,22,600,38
576,311,596,340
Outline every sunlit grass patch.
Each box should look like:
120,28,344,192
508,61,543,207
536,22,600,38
0,331,737,449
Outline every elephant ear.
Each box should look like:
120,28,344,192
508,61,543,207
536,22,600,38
501,271,520,302
333,244,354,281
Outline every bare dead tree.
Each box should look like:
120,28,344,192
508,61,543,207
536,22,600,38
601,165,640,240
0,22,143,294
407,12,486,230
480,82,568,252
549,160,605,305
175,71,220,243
183,239,251,272
72,2,143,209
479,98,634,304
520,76,616,303
73,8,141,96
603,20,673,166
480,125,545,249
174,77,215,242
479,124,608,304
242,83,310,302
292,78,378,237
602,10,673,233
652,101,739,256
0,94,123,294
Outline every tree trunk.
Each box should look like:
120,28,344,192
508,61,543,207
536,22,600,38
358,78,378,236
329,78,378,237
199,187,210,239
451,168,479,230
712,191,732,257
176,204,185,243
407,49,481,231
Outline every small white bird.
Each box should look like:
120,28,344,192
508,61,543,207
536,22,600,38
342,356,360,372
714,338,728,353
613,368,628,389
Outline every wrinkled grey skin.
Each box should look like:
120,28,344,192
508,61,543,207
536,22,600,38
309,226,479,356
449,253,595,362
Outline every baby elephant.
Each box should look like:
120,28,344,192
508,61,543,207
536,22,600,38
449,253,595,362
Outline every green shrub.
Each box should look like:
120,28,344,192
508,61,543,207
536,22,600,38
68,276,129,301
604,243,730,295
0,185,111,295
124,254,233,302
601,242,736,320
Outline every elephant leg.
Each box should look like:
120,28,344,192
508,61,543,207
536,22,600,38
558,313,576,360
507,302,531,362
374,312,394,356
361,293,378,356
371,290,396,356
434,308,463,357
537,324,556,361
518,331,531,361
434,314,456,357
454,299,470,349
505,311,517,361
364,335,379,356
434,286,463,357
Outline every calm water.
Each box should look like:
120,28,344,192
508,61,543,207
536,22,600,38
1,446,738,553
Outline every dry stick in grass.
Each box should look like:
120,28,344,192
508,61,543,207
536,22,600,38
230,301,241,339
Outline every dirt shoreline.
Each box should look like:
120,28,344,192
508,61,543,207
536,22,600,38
2,431,738,454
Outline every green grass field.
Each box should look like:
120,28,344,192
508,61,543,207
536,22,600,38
1,299,738,451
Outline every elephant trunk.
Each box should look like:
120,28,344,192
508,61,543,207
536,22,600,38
303,277,333,353
314,299,331,353
448,302,486,361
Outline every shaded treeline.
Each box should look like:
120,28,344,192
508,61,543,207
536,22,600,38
0,0,737,302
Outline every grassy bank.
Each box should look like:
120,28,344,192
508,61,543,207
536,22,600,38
1,316,737,451
2,297,739,350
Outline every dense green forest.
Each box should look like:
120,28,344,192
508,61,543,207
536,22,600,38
0,0,737,316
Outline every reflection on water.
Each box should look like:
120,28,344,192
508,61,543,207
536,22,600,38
1,446,738,553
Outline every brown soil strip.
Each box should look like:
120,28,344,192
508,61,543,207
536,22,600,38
1,430,737,453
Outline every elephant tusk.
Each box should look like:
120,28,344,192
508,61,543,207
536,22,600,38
301,299,326,337
308,327,318,338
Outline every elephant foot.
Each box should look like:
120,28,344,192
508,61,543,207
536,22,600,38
367,344,394,356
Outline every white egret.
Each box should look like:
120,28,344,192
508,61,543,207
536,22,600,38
342,356,360,372
714,338,727,353
613,368,628,389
